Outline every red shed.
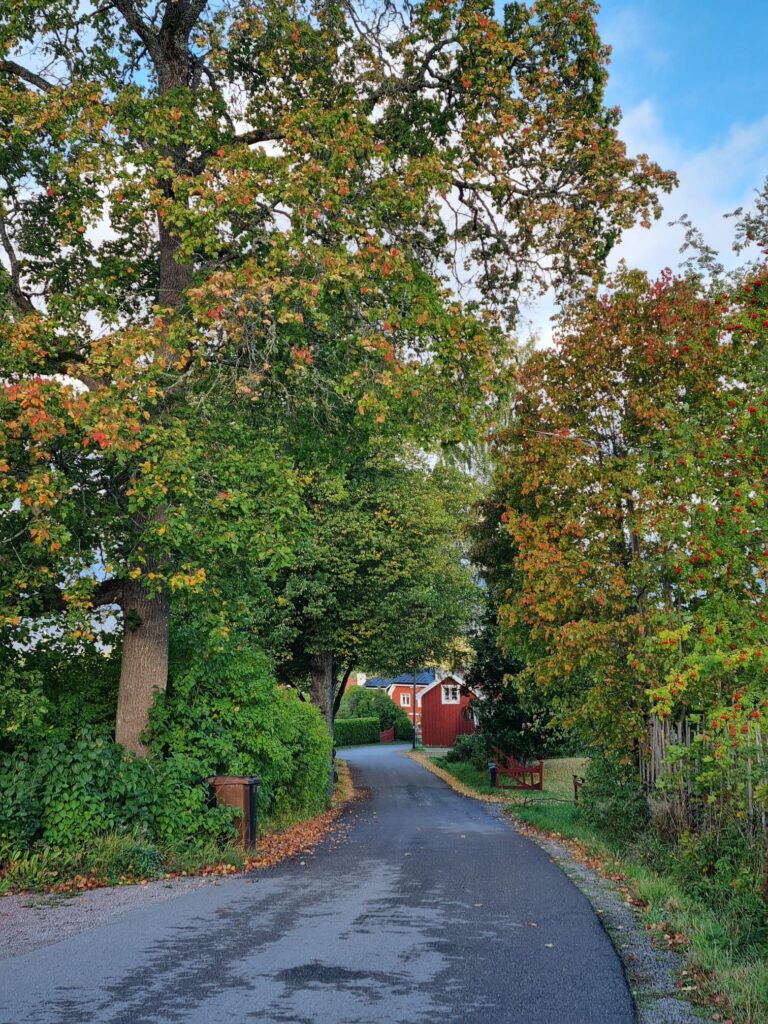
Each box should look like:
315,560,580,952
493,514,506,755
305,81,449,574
419,676,476,747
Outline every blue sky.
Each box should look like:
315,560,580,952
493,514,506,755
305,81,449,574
596,0,768,268
599,1,768,159
525,1,768,340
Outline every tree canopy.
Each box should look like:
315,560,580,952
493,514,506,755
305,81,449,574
0,0,673,755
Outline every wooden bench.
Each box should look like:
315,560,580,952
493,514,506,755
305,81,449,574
490,747,544,790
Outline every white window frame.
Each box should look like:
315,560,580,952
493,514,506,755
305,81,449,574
442,684,460,705
400,692,411,707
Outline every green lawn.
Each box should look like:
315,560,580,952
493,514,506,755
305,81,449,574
433,755,586,803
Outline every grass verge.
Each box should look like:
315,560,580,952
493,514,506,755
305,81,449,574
418,752,768,1024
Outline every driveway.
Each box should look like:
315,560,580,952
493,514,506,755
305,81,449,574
0,744,633,1024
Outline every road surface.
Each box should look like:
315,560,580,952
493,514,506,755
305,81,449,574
0,744,634,1024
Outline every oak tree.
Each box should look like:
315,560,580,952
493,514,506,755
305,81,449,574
0,0,673,753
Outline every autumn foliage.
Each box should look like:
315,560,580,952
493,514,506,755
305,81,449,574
493,265,768,839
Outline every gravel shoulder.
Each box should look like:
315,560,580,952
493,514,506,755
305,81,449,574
0,874,226,960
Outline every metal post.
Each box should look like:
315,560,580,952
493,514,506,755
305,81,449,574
412,670,417,750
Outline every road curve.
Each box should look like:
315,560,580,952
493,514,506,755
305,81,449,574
0,744,634,1024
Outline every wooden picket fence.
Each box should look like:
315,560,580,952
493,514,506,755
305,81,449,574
639,714,768,839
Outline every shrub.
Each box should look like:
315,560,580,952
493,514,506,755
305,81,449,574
0,727,235,859
333,717,380,746
0,639,332,867
445,733,490,772
394,716,414,741
337,687,412,736
580,756,650,846
149,643,332,823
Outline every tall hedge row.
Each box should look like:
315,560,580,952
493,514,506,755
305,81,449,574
333,717,380,746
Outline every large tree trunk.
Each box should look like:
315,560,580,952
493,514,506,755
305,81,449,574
115,581,170,755
310,651,336,735
109,9,196,754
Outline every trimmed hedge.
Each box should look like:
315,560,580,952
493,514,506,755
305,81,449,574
334,717,380,746
394,717,415,741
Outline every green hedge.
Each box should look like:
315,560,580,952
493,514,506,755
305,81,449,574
394,717,414,741
334,717,380,746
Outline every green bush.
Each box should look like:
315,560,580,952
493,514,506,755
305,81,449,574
394,716,414,741
445,733,489,772
631,823,768,951
337,687,413,736
0,639,332,868
333,717,380,746
580,756,650,846
149,643,332,823
0,726,235,859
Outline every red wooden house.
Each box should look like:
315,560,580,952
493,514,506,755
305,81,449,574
352,669,477,746
418,675,477,747
360,669,435,731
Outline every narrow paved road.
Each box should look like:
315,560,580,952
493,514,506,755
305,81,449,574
0,745,634,1024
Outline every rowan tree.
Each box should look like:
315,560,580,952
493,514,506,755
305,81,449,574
0,0,674,753
493,265,768,781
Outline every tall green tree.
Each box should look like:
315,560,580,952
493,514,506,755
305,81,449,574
0,0,674,753
491,264,768,781
276,453,478,732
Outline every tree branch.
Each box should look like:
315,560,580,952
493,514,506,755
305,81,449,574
234,127,282,147
0,216,37,315
179,0,208,35
333,663,354,718
0,60,54,92
92,578,126,607
111,0,160,60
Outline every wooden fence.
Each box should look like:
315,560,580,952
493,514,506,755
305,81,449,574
640,714,767,838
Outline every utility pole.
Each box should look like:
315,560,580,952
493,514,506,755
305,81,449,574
412,668,417,750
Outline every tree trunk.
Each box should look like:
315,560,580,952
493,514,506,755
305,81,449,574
310,651,336,800
110,17,195,754
310,651,336,735
115,581,170,756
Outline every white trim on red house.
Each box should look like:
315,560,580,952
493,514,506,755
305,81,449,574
415,671,468,706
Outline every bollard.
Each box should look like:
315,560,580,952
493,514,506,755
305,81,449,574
573,774,584,804
246,776,260,849
488,761,497,788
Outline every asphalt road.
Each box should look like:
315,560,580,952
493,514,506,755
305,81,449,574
0,745,634,1024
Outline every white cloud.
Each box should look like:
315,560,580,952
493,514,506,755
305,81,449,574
521,102,768,347
611,101,768,278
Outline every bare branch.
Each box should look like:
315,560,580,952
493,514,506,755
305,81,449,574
92,578,125,607
234,127,282,147
110,0,160,60
0,60,54,92
0,216,37,315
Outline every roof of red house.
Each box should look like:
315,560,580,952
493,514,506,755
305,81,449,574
365,668,437,688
